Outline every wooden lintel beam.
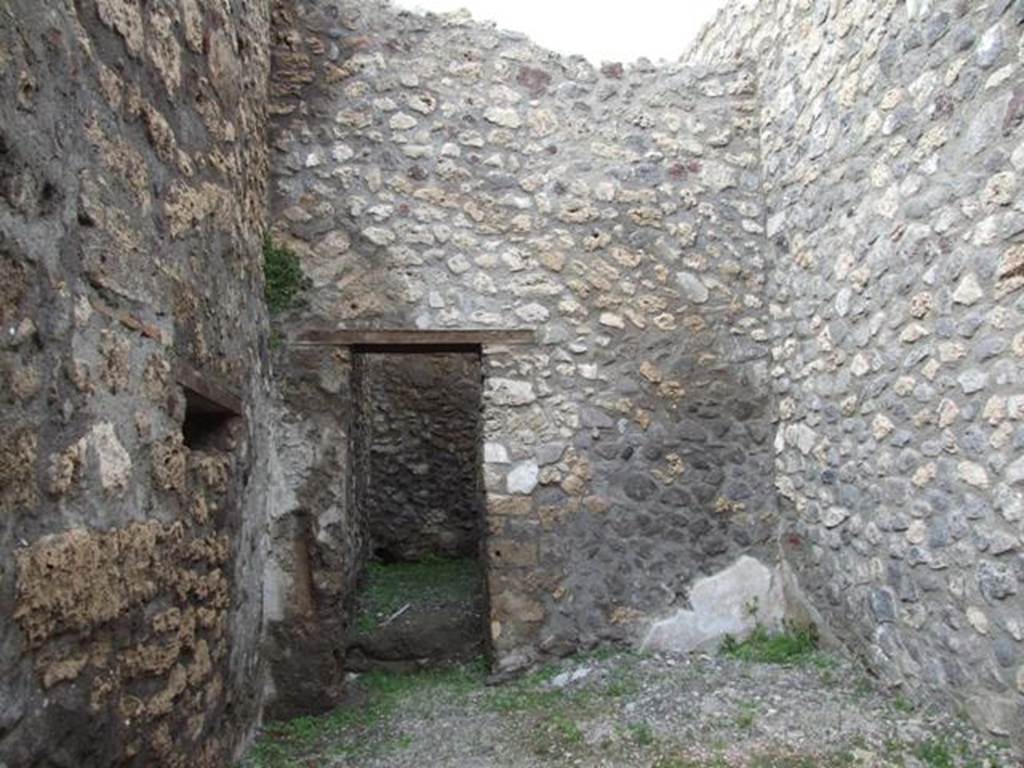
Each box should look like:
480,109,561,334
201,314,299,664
174,360,244,416
291,328,535,347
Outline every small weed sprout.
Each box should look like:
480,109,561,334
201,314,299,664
628,721,656,746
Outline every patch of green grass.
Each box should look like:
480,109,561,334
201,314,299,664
853,674,876,698
353,557,482,633
884,731,1013,768
603,664,643,698
263,235,306,314
574,644,636,663
890,694,916,714
522,660,562,687
914,738,955,768
654,754,731,768
749,757,816,768
360,657,487,699
531,712,584,756
484,681,565,714
652,758,689,768
628,720,656,746
720,624,821,665
735,701,758,730
244,659,487,768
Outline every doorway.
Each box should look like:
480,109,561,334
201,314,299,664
347,344,488,672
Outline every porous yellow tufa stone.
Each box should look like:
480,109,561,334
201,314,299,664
639,361,662,384
997,244,1024,297
42,655,89,689
912,463,937,488
179,0,204,53
1013,332,1024,357
938,399,960,428
871,414,894,441
95,0,144,58
164,181,232,239
1,429,39,512
906,520,927,545
147,6,182,96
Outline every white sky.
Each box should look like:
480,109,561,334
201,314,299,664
393,0,732,64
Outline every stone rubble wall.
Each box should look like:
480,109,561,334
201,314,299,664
261,345,362,719
268,0,777,670
361,352,485,562
689,0,1024,746
5,0,1018,759
0,0,275,765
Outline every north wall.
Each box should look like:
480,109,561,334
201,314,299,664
267,0,778,671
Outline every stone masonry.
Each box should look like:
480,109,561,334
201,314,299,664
267,0,778,672
1,0,1022,763
0,0,275,765
688,0,1024,742
361,352,484,562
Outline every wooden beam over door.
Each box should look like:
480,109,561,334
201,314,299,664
290,328,535,347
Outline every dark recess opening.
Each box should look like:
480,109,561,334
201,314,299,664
346,344,489,672
182,387,239,451
176,361,244,452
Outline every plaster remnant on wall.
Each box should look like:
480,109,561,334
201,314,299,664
641,556,786,654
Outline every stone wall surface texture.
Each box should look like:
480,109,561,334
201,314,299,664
689,0,1024,746
261,345,362,719
362,352,484,562
268,0,778,668
0,0,275,765
3,0,1022,760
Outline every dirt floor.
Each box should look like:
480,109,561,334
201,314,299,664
344,558,486,673
241,631,1018,768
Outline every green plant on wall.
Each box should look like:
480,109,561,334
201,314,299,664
262,235,305,314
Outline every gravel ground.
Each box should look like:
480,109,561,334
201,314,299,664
243,648,1018,768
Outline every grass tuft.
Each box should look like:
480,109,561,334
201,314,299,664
244,660,488,768
720,624,822,665
352,557,482,633
263,235,306,314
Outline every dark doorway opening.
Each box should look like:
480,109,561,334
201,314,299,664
347,345,489,672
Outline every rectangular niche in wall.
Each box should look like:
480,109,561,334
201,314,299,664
175,361,243,451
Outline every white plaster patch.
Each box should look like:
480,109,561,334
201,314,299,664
641,556,786,654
